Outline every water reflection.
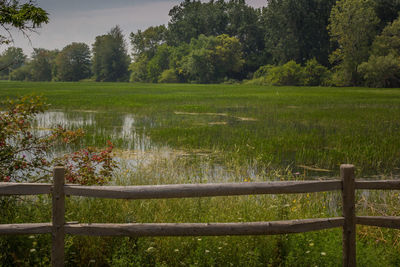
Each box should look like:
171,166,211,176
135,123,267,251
34,111,95,129
33,110,153,152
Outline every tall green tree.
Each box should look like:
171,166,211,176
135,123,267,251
0,47,26,79
55,42,91,81
182,34,244,83
92,26,130,82
358,15,400,87
225,0,266,75
0,0,48,45
167,0,228,46
130,25,167,60
328,0,380,85
30,48,58,81
262,0,336,66
146,44,171,83
371,16,400,57
166,0,265,76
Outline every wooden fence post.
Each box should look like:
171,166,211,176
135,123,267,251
341,164,356,267
52,167,65,267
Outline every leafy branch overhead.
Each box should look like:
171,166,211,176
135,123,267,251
0,0,49,44
0,95,117,185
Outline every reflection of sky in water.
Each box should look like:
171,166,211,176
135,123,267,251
33,111,153,152
34,111,95,128
115,114,152,151
31,111,237,183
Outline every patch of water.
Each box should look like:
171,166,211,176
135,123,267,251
34,111,95,128
33,110,154,152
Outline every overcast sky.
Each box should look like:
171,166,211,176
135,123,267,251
3,0,266,56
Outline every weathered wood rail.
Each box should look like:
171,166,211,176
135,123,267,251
0,164,399,267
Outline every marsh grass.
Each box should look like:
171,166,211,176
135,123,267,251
1,155,399,266
2,81,400,175
1,81,400,265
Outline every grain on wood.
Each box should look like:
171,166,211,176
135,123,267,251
64,180,342,199
0,223,52,234
52,167,65,267
357,216,400,229
355,180,400,190
341,164,356,267
64,217,344,237
0,182,51,195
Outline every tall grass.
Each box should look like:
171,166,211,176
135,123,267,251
1,154,399,266
1,81,400,265
2,81,400,175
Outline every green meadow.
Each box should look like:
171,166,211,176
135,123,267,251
2,81,400,175
1,81,400,266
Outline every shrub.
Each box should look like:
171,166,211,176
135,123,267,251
244,76,268,85
327,68,354,87
266,61,304,86
129,56,149,82
9,65,32,81
158,69,179,83
249,59,329,86
358,54,400,88
302,58,329,86
253,65,274,79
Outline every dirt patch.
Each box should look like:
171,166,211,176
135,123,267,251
174,111,228,116
208,122,228,125
175,111,257,122
236,117,257,121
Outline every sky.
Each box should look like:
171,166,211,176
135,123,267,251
3,0,267,56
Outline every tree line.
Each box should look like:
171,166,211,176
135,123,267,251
1,0,400,87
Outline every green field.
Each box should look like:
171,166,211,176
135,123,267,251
1,81,400,266
2,81,400,175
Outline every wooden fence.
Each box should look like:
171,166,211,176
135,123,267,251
0,164,400,267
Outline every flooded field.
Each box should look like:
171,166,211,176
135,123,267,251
34,110,153,150
32,110,248,184
2,82,400,266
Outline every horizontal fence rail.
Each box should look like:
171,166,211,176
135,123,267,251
63,180,342,199
357,216,400,229
0,223,52,235
355,180,400,190
3,179,400,198
64,218,345,237
1,165,399,267
0,182,51,195
3,216,399,236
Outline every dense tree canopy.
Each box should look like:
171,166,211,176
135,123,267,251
182,34,244,83
262,0,336,66
328,0,380,85
374,0,400,29
4,0,400,87
358,16,400,87
372,17,400,57
92,25,130,82
167,0,228,46
30,48,58,81
55,42,91,81
0,46,25,78
130,25,167,60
